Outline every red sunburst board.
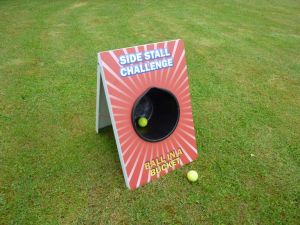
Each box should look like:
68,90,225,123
96,39,198,190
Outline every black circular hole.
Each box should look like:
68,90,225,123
132,87,180,142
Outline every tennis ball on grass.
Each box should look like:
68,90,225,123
138,117,148,127
187,170,198,182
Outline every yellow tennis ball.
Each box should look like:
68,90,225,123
187,170,198,182
138,117,148,127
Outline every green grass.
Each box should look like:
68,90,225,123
1,0,299,224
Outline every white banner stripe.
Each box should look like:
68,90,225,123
107,81,132,99
136,144,149,188
176,76,189,91
125,141,141,167
109,51,140,92
128,145,144,182
169,141,184,166
147,145,154,182
123,137,139,156
109,94,129,104
179,127,196,140
101,61,136,95
172,64,187,89
172,137,192,162
175,132,197,154
163,40,179,84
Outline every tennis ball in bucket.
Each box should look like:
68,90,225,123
187,170,198,182
138,117,148,128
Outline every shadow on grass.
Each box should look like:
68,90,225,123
90,126,125,188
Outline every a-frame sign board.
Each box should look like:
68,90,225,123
96,39,198,190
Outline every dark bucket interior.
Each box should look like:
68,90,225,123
132,87,180,142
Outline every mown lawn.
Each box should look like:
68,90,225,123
1,0,299,224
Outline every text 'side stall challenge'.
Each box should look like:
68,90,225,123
96,39,198,190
